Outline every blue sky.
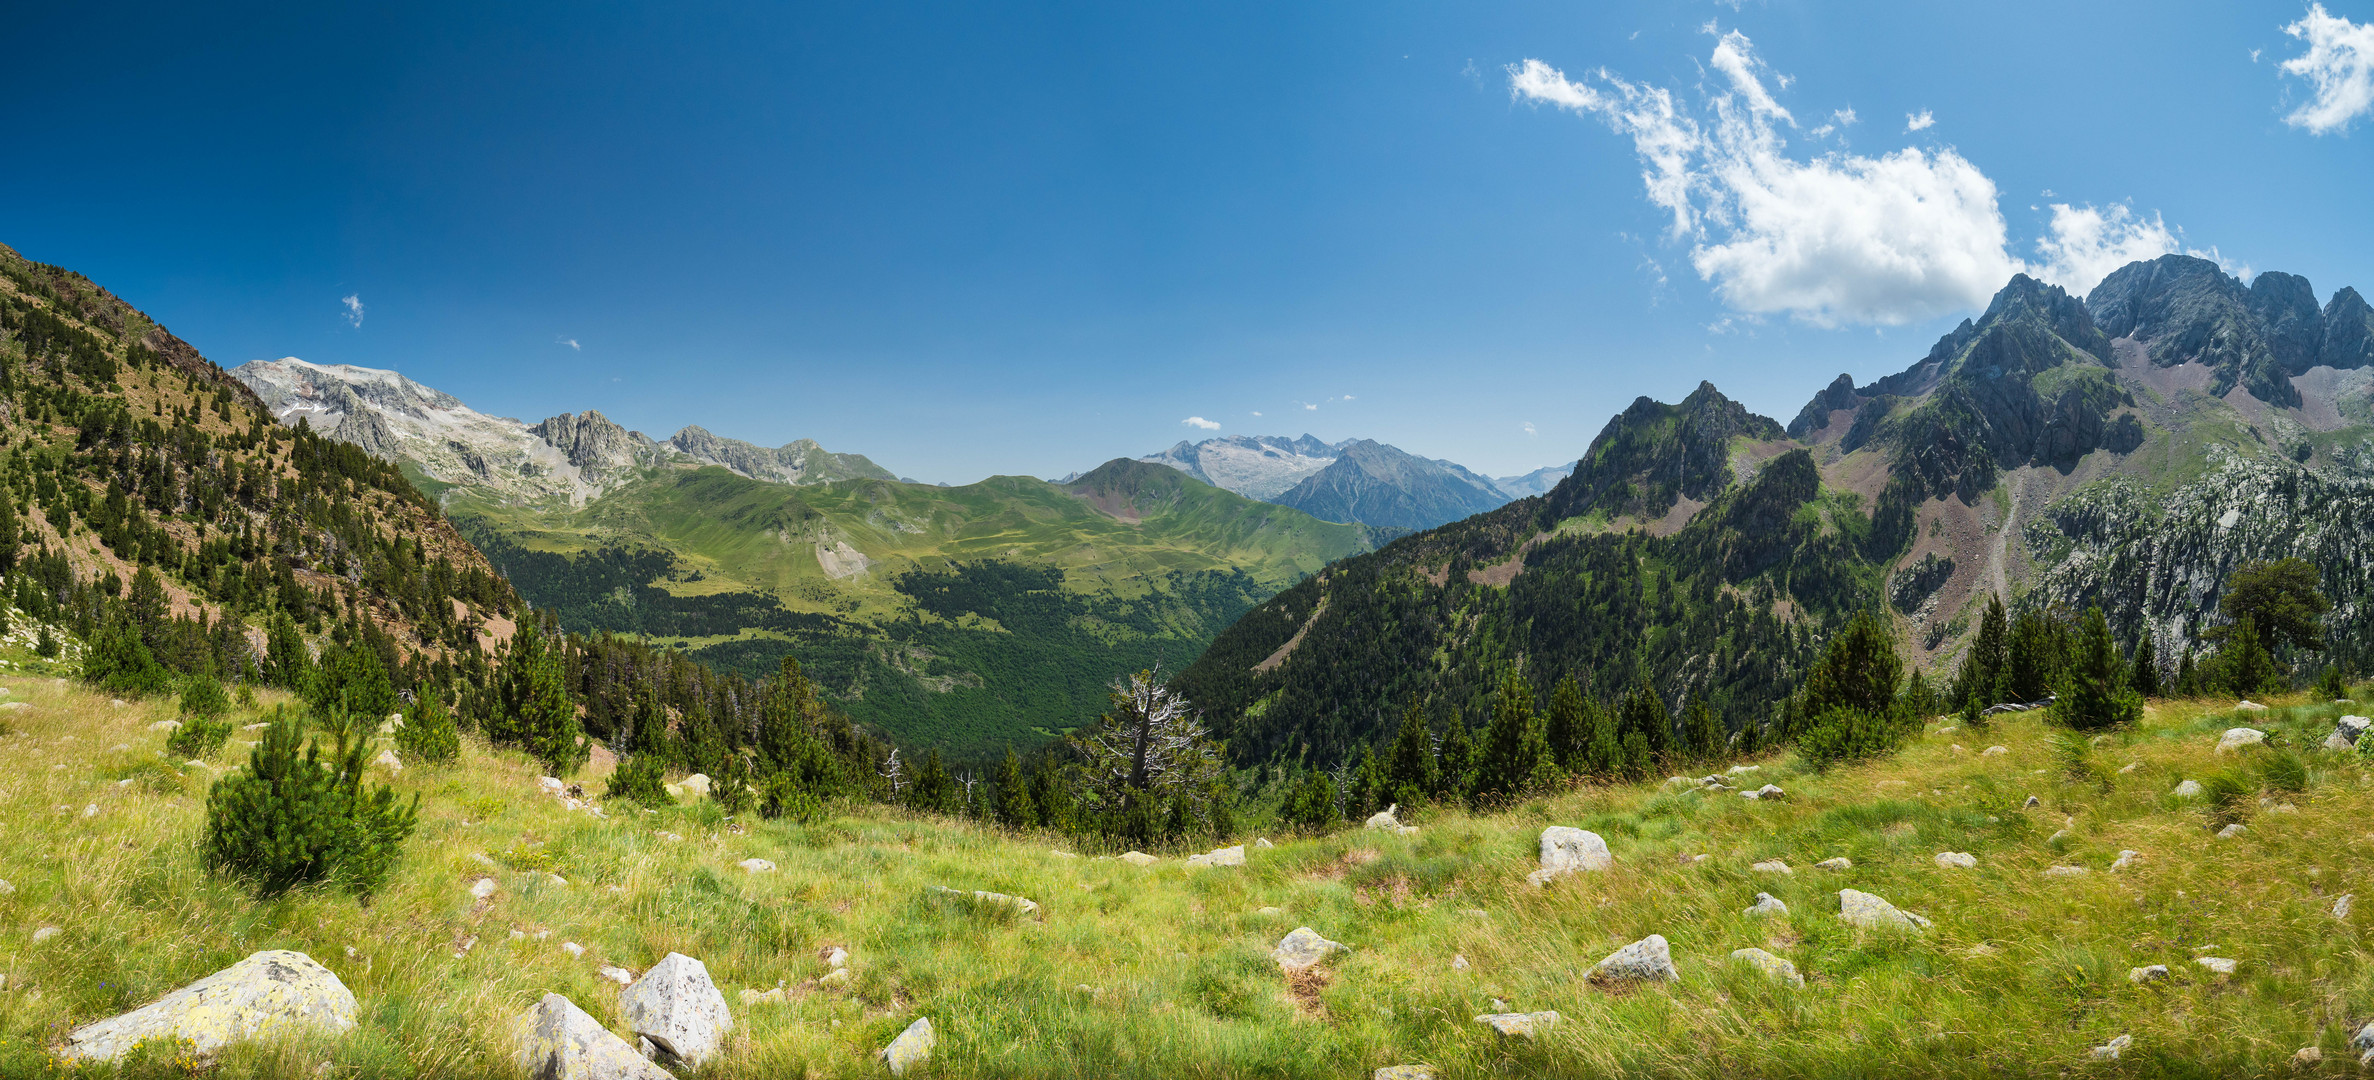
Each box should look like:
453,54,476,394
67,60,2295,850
3,2,2370,484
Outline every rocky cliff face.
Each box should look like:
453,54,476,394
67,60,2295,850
2085,255,2374,407
1544,381,1786,523
232,359,897,504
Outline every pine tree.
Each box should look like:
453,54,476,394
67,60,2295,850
264,610,311,690
83,612,171,696
1682,695,1724,763
1283,768,1338,830
1616,677,1670,777
1543,674,1586,770
2057,606,2142,731
1472,670,1544,803
991,746,1037,828
499,621,586,776
908,748,955,814
396,691,460,765
1028,755,1072,831
2004,609,2066,703
1435,718,1474,803
2223,617,2281,699
1384,698,1436,808
2175,646,2198,696
0,493,19,574
1346,744,1389,819
1959,593,2010,705
1582,695,1622,778
202,710,419,897
2129,632,2161,698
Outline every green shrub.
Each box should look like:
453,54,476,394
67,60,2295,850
497,841,563,874
179,673,229,721
604,753,674,808
758,772,823,823
2319,664,2349,702
166,712,233,759
1282,769,1338,830
1797,706,1914,770
201,711,420,897
2057,607,2142,731
394,693,460,765
83,615,170,696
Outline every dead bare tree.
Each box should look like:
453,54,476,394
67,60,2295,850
1071,668,1220,812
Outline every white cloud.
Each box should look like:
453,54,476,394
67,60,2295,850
340,294,365,328
557,336,581,350
2030,204,2180,295
1510,30,2202,326
1251,410,1263,417
2280,3,2374,135
1181,416,1221,430
1905,110,1935,131
1521,421,1538,437
1303,403,1318,411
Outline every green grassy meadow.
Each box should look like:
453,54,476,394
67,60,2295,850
3,671,2371,1077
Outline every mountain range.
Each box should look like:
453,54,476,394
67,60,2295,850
1176,254,2374,768
1139,433,1572,530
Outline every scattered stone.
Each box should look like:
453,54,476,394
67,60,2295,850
2111,850,2141,871
2044,865,2089,878
824,947,848,969
2237,700,2268,711
1731,947,1803,987
1185,845,1246,868
2118,762,2139,773
2173,779,2204,798
1254,837,1273,849
1751,859,1793,875
1271,927,1350,972
656,832,683,843
1588,934,1678,984
620,953,733,1068
1838,889,1929,931
2296,1047,2323,1066
81,803,98,818
2269,802,2299,814
110,699,127,708
2023,795,2040,809
1745,892,1789,917
1450,954,1469,971
928,886,1039,915
515,992,671,1080
1982,746,2008,757
59,950,357,1064
0,880,11,894
2357,1021,2374,1051
371,749,401,774
1364,804,1401,830
739,987,784,1006
2338,895,2354,919
598,965,634,987
147,720,181,732
471,878,497,900
32,926,59,943
1473,1011,1559,1037
1118,851,1157,867
1727,764,1760,775
562,942,585,958
453,935,478,959
737,858,776,873
1374,1067,1436,1080
1256,906,1285,917
1526,826,1612,886
2090,1034,2132,1061
2196,956,2237,975
1814,857,1852,871
547,874,569,888
2216,728,2268,754
2326,716,2372,751
537,777,565,795
680,773,712,798
2127,964,2168,983
1742,785,1787,800
472,853,497,867
1934,852,1977,868
2217,823,2249,839
879,1017,934,1076
2046,828,2071,845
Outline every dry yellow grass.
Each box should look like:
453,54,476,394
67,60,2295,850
0,673,2367,1078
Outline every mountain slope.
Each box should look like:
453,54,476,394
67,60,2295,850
0,244,519,681
1138,434,1341,500
445,457,1373,757
1269,439,1512,530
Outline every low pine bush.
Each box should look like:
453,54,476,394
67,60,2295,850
759,772,823,823
604,753,673,807
395,693,460,765
1797,706,1915,770
166,713,233,759
202,710,420,898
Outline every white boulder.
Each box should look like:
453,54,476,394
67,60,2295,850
1364,804,1401,830
1185,845,1246,868
1473,1011,1559,1037
737,858,775,873
879,1017,935,1076
1838,889,1930,931
59,950,356,1063
1526,826,1611,887
1745,892,1789,917
1730,947,1803,987
1587,934,1678,983
1271,927,1349,972
1934,852,1977,868
2215,728,2267,754
515,992,671,1080
619,953,733,1068
680,773,712,797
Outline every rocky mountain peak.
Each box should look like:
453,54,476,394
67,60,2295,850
531,410,646,477
1545,381,1784,523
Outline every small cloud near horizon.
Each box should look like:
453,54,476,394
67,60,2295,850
557,336,581,350
1182,416,1221,430
1521,421,1538,437
340,294,365,328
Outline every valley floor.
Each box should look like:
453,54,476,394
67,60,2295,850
1,676,2368,1078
